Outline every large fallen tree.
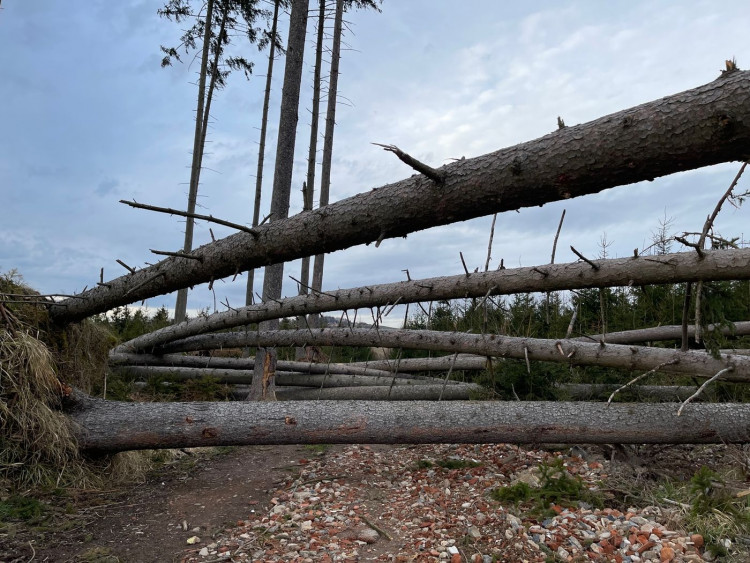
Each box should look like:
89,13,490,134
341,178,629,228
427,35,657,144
51,70,750,323
113,247,750,354
155,327,750,382
63,389,750,451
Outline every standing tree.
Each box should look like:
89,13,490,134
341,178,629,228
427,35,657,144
295,0,326,359
248,0,310,400
309,0,344,325
308,0,380,326
245,0,283,308
159,0,268,322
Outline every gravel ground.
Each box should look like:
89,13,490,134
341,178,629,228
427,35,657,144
178,443,747,562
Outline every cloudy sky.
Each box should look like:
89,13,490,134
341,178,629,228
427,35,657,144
1,0,749,324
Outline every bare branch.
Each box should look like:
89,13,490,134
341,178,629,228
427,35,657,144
372,143,445,185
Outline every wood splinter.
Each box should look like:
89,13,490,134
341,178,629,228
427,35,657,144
372,143,446,185
570,246,600,270
116,259,135,274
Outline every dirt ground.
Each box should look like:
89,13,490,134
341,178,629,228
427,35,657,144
0,443,748,562
0,445,333,563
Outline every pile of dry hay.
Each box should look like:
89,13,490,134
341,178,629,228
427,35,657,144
0,271,152,490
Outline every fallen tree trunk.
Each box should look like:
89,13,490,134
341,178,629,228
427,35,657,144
114,248,750,354
108,352,442,380
52,71,750,323
63,389,750,451
580,321,750,344
349,355,493,372
275,384,483,401
115,365,463,387
157,328,750,382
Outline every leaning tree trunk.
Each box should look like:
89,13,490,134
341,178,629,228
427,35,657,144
156,327,750,382
250,0,309,401
309,0,344,326
245,0,280,307
50,71,750,323
174,0,215,323
63,389,750,452
113,248,750,353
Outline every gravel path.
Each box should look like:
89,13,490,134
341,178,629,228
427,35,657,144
181,443,737,562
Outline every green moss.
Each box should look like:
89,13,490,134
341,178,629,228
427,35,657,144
436,458,481,470
491,459,603,515
0,495,46,522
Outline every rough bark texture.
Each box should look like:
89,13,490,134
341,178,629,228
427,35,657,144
114,248,750,353
50,71,750,322
157,327,750,382
245,0,280,307
64,390,750,452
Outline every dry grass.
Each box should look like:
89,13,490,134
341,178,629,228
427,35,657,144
0,328,85,488
0,272,156,491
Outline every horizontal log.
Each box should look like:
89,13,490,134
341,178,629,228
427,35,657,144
157,327,750,382
274,384,482,400
581,321,750,344
114,247,750,354
53,71,750,323
114,365,463,387
349,355,492,372
63,389,750,451
108,352,435,380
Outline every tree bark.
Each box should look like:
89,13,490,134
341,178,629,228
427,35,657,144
245,0,280,307
174,0,216,323
250,0,309,401
156,327,750,382
49,72,750,323
114,247,750,353
63,389,750,452
310,0,344,323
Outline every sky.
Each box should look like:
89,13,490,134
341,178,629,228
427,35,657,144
1,0,749,326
